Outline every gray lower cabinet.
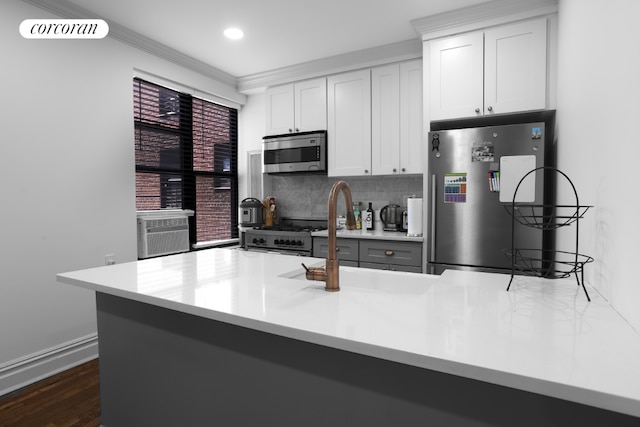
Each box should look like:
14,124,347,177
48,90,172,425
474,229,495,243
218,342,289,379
359,240,422,273
360,262,422,273
312,237,359,267
313,237,423,272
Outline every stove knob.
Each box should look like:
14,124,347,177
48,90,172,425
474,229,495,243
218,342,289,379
285,240,291,246
252,238,258,244
296,240,303,246
259,238,265,244
274,239,280,245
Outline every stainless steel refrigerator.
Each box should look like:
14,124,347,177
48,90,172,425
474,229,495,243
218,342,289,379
427,111,556,275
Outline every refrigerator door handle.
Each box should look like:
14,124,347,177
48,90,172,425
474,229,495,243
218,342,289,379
430,174,436,264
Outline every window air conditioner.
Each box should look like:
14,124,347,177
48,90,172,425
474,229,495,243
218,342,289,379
137,216,190,259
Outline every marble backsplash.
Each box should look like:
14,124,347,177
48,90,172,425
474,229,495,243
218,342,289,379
267,174,423,220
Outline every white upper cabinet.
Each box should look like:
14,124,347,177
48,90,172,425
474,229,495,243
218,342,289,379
372,59,423,175
267,61,422,177
371,64,400,175
399,60,423,175
428,31,484,121
428,18,547,120
265,78,327,135
484,19,547,115
327,69,372,177
265,84,294,135
294,78,327,132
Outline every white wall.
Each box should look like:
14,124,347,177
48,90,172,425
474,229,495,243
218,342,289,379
0,0,243,393
557,0,640,331
238,93,266,201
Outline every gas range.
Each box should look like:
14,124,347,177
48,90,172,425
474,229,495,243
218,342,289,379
244,220,327,256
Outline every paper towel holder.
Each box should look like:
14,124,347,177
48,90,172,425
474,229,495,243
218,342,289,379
406,197,423,237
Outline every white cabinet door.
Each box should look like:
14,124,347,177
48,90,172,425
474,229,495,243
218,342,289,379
294,78,327,132
371,60,423,175
399,59,423,174
484,18,547,114
265,78,327,135
327,69,372,176
265,84,294,135
429,31,484,121
428,18,548,121
371,64,400,175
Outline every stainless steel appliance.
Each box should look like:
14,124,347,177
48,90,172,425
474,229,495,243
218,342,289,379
244,220,327,256
427,111,556,275
239,197,263,227
380,204,403,231
262,130,327,174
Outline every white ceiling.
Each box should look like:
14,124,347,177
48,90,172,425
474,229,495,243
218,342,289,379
63,0,492,78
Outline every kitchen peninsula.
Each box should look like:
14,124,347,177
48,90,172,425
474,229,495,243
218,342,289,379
57,249,640,426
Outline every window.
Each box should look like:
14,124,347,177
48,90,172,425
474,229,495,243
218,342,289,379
133,78,238,245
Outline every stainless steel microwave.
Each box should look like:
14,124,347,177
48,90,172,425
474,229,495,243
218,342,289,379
262,130,327,174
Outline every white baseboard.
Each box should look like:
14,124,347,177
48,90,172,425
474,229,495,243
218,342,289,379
0,333,98,397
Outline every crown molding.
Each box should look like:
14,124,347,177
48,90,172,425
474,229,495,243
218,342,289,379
411,0,558,41
23,0,421,96
21,0,238,88
23,0,553,97
237,38,422,94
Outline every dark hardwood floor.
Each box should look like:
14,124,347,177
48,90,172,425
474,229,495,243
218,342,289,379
0,359,100,427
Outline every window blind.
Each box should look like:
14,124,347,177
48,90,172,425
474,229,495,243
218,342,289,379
134,78,238,244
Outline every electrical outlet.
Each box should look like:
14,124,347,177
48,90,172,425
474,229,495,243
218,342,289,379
105,254,115,266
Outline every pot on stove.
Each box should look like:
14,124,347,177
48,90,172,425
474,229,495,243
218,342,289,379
239,197,263,227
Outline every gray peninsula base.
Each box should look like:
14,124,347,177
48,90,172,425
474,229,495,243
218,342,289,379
95,292,638,426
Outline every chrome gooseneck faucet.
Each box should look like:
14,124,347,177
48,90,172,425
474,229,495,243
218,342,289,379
302,180,356,291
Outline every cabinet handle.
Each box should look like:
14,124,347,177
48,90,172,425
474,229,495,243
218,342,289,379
475,108,480,113
288,128,293,132
487,106,493,112
384,250,395,256
295,128,299,132
364,169,369,174
401,168,406,172
393,168,397,173
335,247,340,252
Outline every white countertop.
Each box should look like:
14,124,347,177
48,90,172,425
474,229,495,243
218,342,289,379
311,228,423,242
57,248,640,418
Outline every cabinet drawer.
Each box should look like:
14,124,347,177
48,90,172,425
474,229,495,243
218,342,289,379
313,237,359,262
359,240,422,267
360,262,422,273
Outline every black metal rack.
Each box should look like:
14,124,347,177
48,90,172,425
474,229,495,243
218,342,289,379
503,167,593,301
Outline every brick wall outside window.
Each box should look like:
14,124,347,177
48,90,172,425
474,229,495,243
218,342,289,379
133,78,238,245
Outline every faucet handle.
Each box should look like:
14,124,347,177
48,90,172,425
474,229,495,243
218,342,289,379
301,263,327,282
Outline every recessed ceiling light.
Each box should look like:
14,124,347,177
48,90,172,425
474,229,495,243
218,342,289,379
224,28,244,40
